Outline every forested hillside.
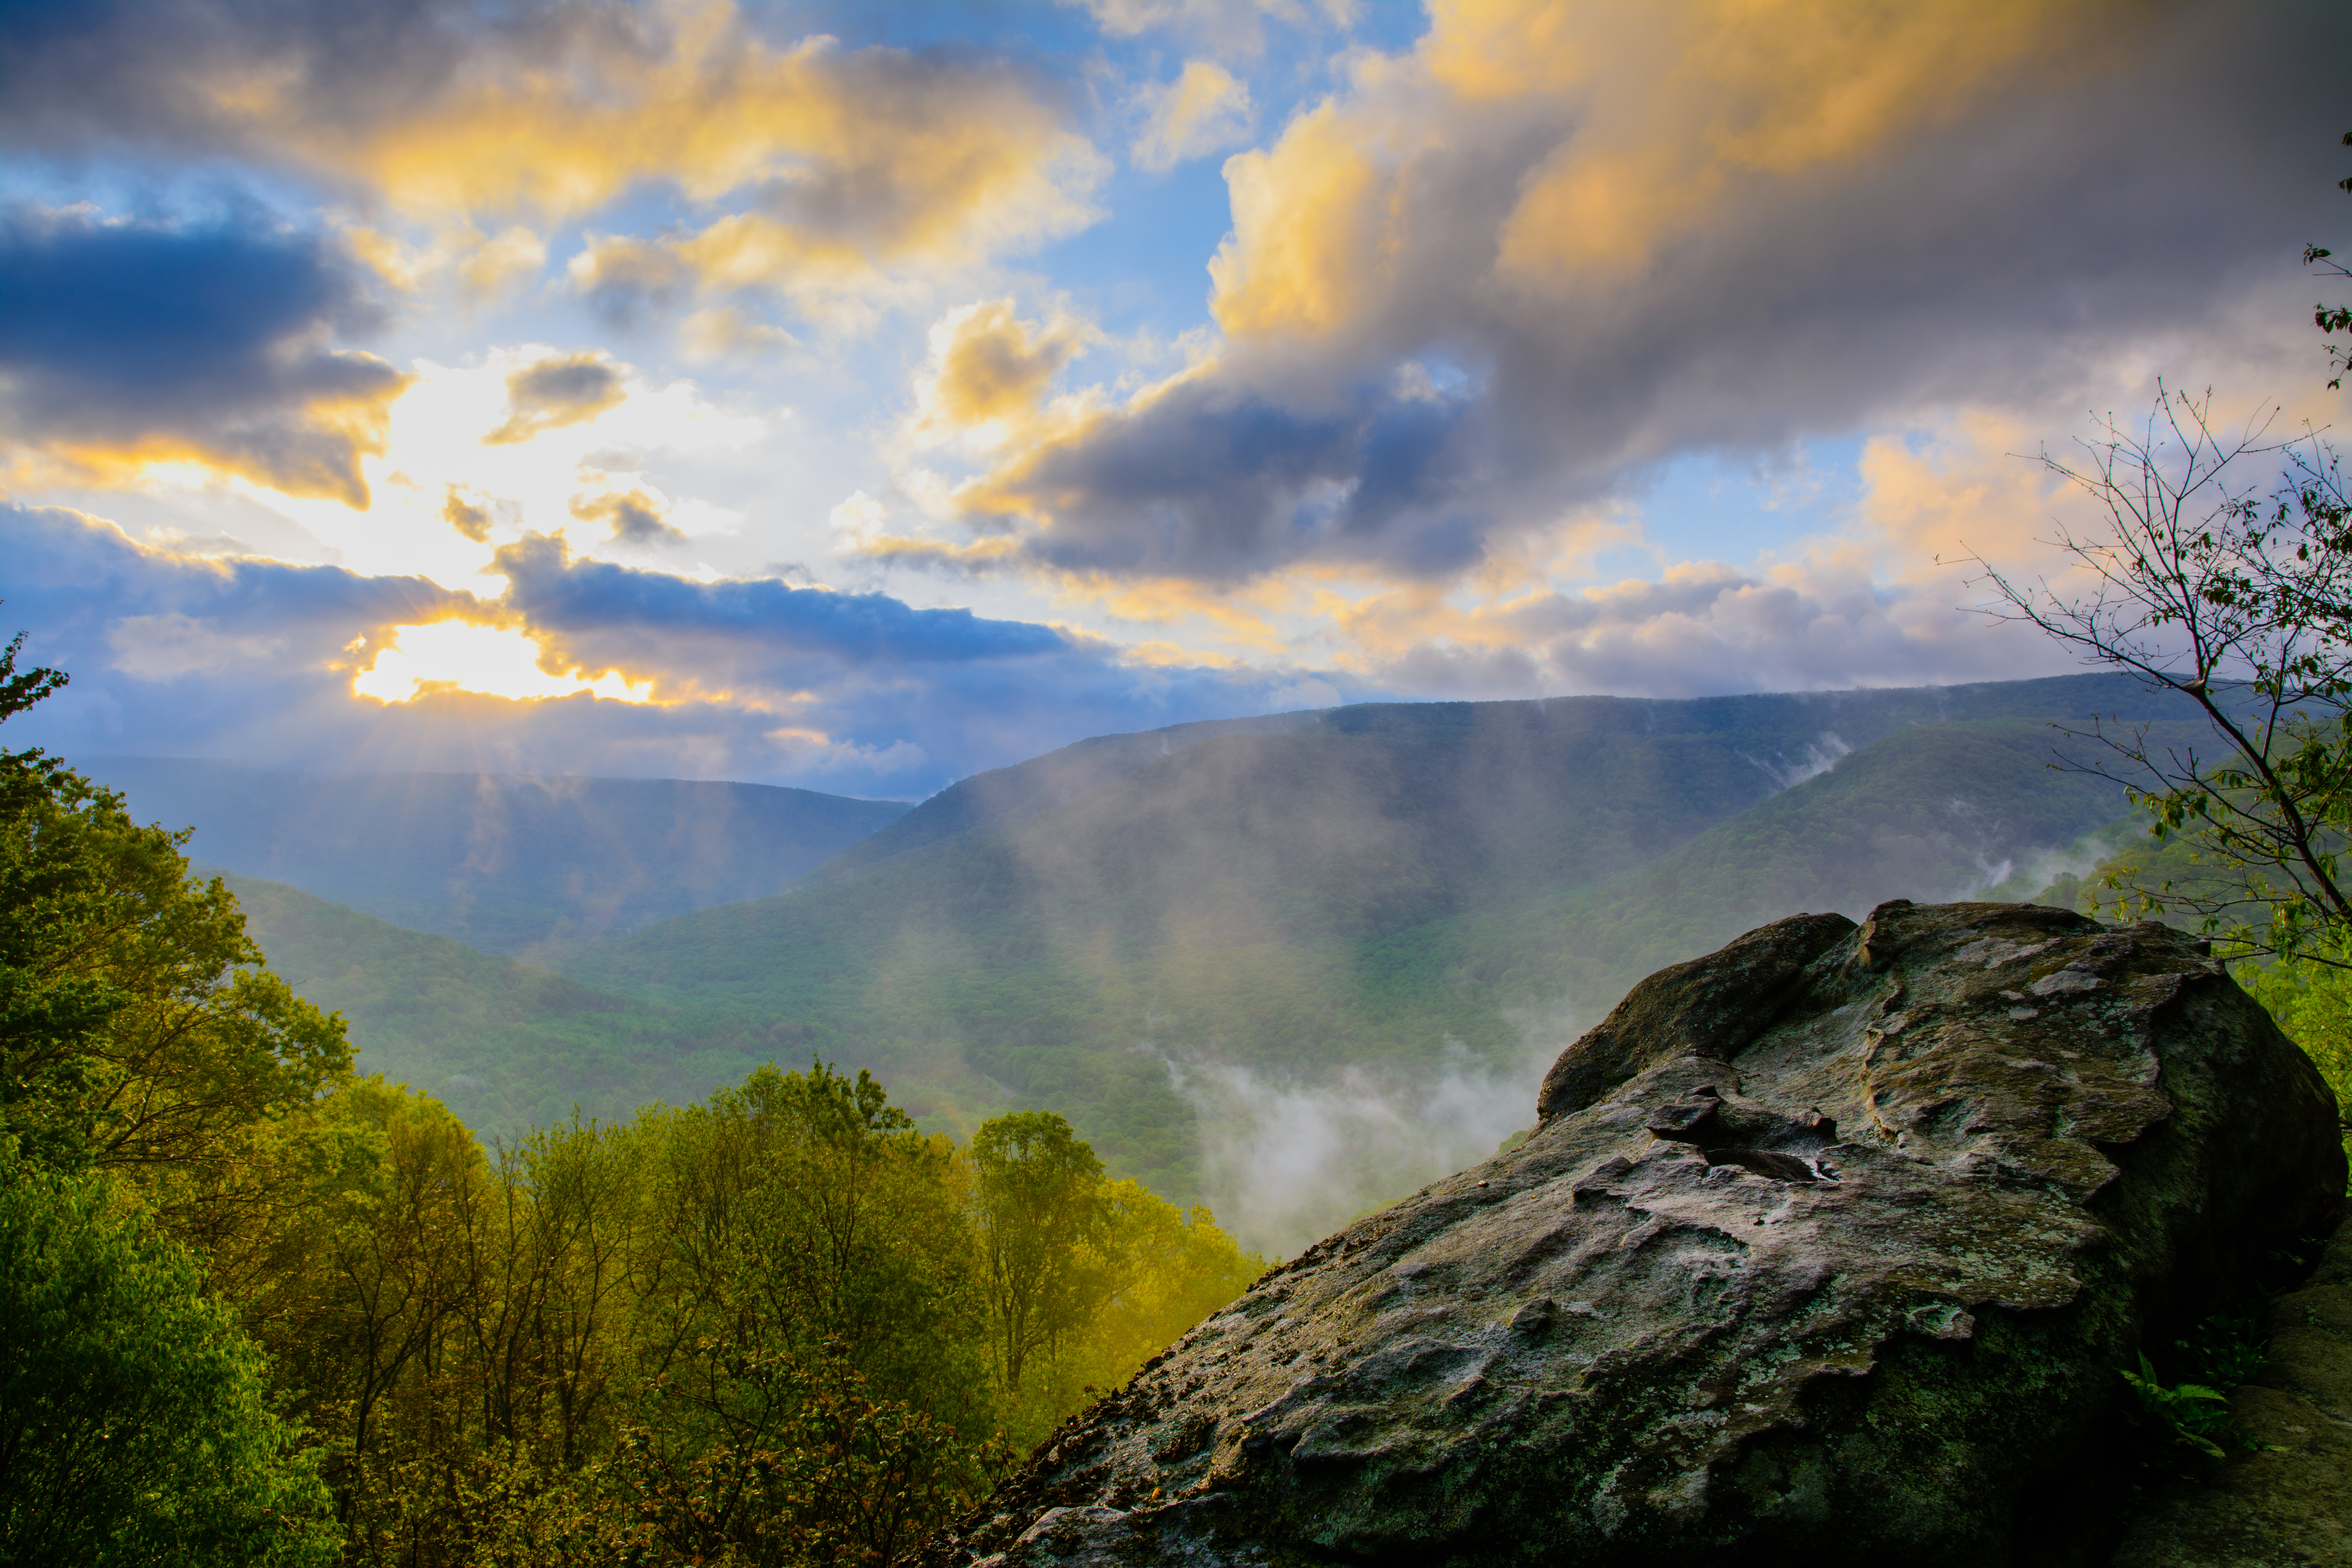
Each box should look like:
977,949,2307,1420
0,647,1260,1564
82,759,910,955
225,877,810,1132
564,681,2203,1242
802,673,2187,885
102,673,2218,1249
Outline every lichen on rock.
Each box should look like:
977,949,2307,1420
916,902,2348,1567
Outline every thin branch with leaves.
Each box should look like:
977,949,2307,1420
2304,129,2351,392
1960,386,2352,962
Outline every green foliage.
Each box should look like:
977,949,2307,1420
0,640,348,1191
2169,1314,2270,1392
282,1067,1258,1562
2120,1352,2239,1463
2232,952,2352,1179
2117,1316,2272,1472
607,1352,1015,1568
0,1145,338,1568
632,1063,994,1456
971,1111,1109,1396
0,640,1270,1566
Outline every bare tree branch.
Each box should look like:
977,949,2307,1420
1957,386,2352,961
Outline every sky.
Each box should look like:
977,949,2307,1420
2,0,2346,800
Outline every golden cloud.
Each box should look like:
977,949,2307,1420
916,300,1094,440
485,352,627,445
1212,0,2113,340
441,484,494,542
570,488,687,549
1133,60,1255,172
11,370,409,509
1055,571,1289,652
268,6,1103,305
1208,98,1384,341
1491,1,2087,287
853,532,1023,569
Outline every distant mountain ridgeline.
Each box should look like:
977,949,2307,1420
121,673,2210,1249
557,675,2201,1239
80,760,910,956
795,672,2181,890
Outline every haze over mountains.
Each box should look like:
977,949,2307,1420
114,673,2198,1250
81,760,909,955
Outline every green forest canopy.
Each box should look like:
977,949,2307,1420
0,638,1261,1568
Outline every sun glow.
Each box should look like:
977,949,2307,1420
352,621,654,704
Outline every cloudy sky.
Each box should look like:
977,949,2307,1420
3,0,2345,798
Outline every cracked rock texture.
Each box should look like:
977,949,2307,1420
915,902,2348,1567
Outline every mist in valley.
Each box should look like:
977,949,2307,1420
142,679,2200,1255
1163,1029,1575,1258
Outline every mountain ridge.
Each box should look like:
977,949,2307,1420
115,673,2218,1245
82,759,911,956
793,672,2194,888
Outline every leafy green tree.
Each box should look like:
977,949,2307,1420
1081,1180,1261,1383
968,1110,1109,1397
633,1063,987,1430
0,1144,338,1568
2234,954,2352,1180
1975,132,2352,958
607,1348,1013,1568
0,634,349,1192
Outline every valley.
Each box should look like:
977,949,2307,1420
183,672,2201,1251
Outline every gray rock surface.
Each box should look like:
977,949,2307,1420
2109,1219,2352,1568
917,901,2347,1567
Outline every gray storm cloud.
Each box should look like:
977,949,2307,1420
0,209,407,506
0,0,1105,313
957,3,2349,590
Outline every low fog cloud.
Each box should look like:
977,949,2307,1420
1166,1030,1575,1258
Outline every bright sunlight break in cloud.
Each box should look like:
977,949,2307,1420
350,621,655,706
3,0,2347,795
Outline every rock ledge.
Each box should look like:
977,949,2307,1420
921,902,2347,1567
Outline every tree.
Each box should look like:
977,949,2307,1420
0,1144,339,1568
1074,1180,1260,1387
1968,136,2352,962
0,634,349,1192
1968,388,2352,960
967,1110,1108,1396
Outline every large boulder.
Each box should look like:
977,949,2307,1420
918,902,2347,1567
